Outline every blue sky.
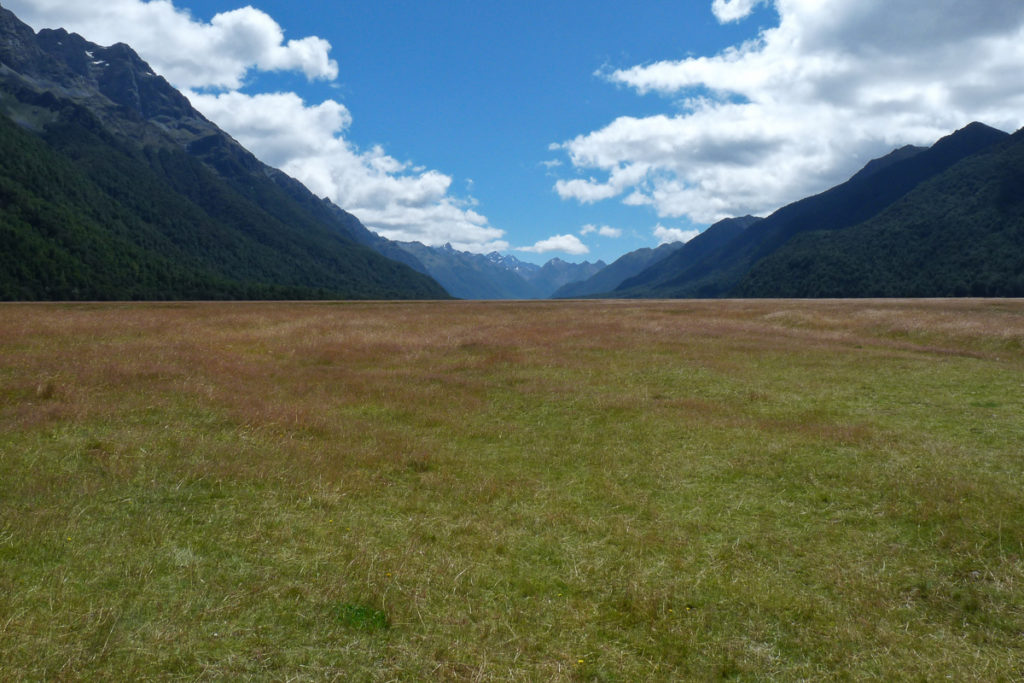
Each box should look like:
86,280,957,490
223,0,778,261
8,1,1024,264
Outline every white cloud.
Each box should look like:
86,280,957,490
554,0,1024,225
581,224,623,238
711,0,767,22
4,0,337,90
654,225,700,245
8,0,505,252
188,91,507,252
554,161,651,205
517,234,590,255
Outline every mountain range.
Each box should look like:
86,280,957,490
551,241,685,298
0,3,447,300
1,2,1021,301
734,128,1024,297
359,240,606,300
597,123,1023,298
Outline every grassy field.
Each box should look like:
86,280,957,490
1,299,1023,680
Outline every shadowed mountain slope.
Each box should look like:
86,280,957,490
551,242,685,299
613,216,761,297
0,3,448,300
618,123,1010,298
735,128,1024,297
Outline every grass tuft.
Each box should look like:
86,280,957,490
336,603,390,632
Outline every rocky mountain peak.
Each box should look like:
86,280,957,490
0,7,215,148
0,4,54,74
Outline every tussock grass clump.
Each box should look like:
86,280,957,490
337,603,390,632
1,299,1023,679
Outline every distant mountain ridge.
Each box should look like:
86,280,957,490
551,241,685,298
387,242,542,299
378,242,605,299
531,257,606,297
0,3,448,300
486,251,540,277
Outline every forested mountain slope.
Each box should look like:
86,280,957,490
0,4,448,300
618,123,1010,298
613,216,760,297
735,128,1024,297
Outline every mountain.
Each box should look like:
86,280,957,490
618,123,1010,298
372,242,604,299
528,257,606,298
486,251,541,278
0,4,449,300
550,241,685,298
847,144,927,183
387,242,542,299
734,128,1024,297
613,216,761,296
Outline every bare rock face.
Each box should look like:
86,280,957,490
0,6,231,153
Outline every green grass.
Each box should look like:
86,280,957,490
1,299,1023,680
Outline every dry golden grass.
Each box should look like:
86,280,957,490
1,299,1023,680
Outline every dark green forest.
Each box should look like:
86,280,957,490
735,130,1024,297
610,123,1023,299
0,104,448,300
0,3,448,302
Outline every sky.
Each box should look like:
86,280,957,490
7,0,1024,264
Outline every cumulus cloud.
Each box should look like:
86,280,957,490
9,0,505,252
580,224,623,238
517,234,590,255
654,225,700,245
554,0,1024,225
188,91,507,251
711,0,767,22
4,0,337,90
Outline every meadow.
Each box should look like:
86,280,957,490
1,299,1022,680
